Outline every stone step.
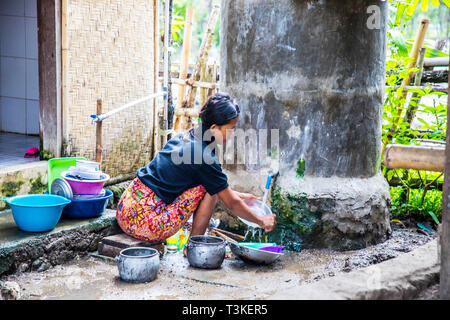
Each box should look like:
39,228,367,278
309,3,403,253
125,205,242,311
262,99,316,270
98,233,165,258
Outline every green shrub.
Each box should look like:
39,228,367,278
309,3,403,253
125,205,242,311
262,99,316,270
390,186,442,223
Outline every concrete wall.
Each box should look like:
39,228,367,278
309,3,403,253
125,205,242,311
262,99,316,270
0,0,39,135
220,0,391,250
221,0,386,177
62,0,158,177
0,162,47,210
38,0,62,158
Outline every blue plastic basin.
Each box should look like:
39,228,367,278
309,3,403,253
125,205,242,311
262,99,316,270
62,189,113,219
4,194,71,232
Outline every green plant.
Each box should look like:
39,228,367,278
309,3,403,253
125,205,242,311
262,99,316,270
390,185,442,223
415,94,448,133
392,0,450,26
172,0,190,46
382,1,448,225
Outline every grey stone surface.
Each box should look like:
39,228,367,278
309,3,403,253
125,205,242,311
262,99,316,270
281,172,392,249
0,209,121,277
220,0,390,249
267,239,439,300
3,231,437,300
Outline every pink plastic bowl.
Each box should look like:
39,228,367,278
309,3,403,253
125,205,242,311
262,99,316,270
61,171,110,195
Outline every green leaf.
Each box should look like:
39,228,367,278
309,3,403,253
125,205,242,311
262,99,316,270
407,88,425,94
406,0,420,15
405,40,449,58
387,170,395,181
390,29,409,57
391,219,407,228
396,86,405,96
417,118,429,126
395,4,408,26
427,211,440,225
386,60,398,69
420,0,430,11
430,0,440,6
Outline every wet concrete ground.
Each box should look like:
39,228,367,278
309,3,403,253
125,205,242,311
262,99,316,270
4,226,436,300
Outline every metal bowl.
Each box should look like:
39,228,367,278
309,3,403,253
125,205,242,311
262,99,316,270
116,247,160,283
185,235,226,269
229,241,282,265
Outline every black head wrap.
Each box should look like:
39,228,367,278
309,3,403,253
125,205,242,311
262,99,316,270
198,92,240,133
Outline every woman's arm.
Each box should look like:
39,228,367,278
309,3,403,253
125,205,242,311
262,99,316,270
234,190,261,201
218,187,276,232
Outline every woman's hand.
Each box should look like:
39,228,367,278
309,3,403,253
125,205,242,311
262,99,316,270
219,187,277,232
258,214,277,232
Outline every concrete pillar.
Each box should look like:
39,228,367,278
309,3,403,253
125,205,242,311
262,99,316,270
220,0,391,250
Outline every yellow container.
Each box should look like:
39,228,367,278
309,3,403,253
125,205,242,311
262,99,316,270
179,234,187,251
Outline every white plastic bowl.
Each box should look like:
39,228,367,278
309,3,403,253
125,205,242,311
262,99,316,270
238,199,272,228
75,160,100,171
68,166,103,180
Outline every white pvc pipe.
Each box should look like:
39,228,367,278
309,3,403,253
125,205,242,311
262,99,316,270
92,92,164,122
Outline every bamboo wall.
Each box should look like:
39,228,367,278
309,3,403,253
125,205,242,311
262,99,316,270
61,0,158,177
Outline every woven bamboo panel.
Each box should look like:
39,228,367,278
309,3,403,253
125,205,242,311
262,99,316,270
62,0,157,177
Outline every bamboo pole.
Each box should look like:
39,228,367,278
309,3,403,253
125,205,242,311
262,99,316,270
212,227,245,241
161,61,219,68
160,77,218,89
176,7,194,108
383,144,445,172
213,230,238,243
403,47,426,124
400,19,429,90
181,5,220,130
424,57,449,67
159,106,199,117
199,60,208,107
174,108,199,117
158,67,220,79
202,63,215,103
394,19,429,124
174,7,194,133
95,99,103,169
208,61,217,97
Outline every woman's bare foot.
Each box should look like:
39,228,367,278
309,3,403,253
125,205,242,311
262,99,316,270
183,246,187,257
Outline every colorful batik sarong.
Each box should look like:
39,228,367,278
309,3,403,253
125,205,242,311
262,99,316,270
116,177,206,242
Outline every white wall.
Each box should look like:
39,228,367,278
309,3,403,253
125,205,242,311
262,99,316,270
0,0,39,135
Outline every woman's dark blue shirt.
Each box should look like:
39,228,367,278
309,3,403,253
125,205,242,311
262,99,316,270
137,129,228,204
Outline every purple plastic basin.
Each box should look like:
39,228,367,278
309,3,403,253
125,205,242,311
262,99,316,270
258,246,284,253
61,171,110,195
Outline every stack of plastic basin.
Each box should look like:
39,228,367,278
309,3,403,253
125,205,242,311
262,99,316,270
48,158,112,219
